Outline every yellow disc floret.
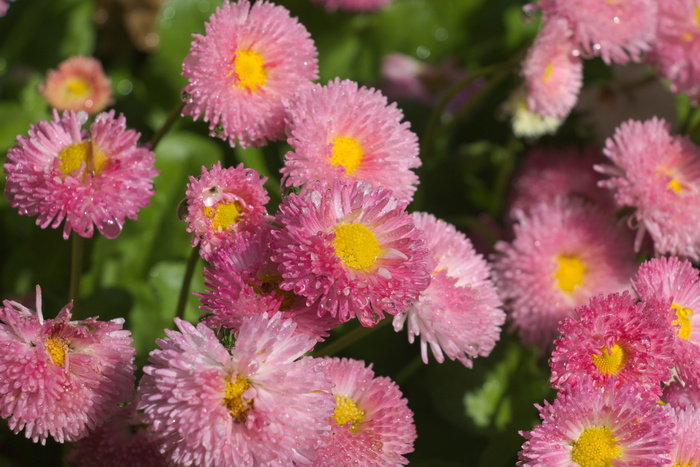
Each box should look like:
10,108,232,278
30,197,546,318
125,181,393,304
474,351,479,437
541,63,554,83
223,374,252,423
591,344,626,376
248,273,296,311
232,50,266,92
333,394,365,432
44,336,68,367
57,141,107,179
570,425,621,467
330,137,364,175
332,223,381,271
65,78,90,98
204,201,242,232
671,303,693,340
553,255,586,293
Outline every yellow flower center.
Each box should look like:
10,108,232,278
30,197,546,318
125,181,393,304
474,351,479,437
673,463,693,467
671,303,693,340
232,50,266,92
223,374,252,423
330,137,364,175
553,255,586,293
203,201,242,232
65,78,90,98
44,336,68,366
333,395,365,432
248,273,296,311
57,141,107,179
541,63,554,83
591,344,626,376
332,223,381,271
657,168,683,194
570,426,621,467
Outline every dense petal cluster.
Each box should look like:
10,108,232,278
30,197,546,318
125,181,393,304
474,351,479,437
138,314,335,467
4,110,157,239
668,405,700,466
664,379,700,409
39,56,113,114
181,0,318,147
312,357,416,466
393,212,504,367
0,287,136,444
597,117,700,259
282,78,420,203
271,180,430,327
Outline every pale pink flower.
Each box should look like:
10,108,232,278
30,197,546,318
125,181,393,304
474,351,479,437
596,117,700,259
312,358,416,466
39,56,113,114
182,0,318,147
4,110,157,239
138,314,335,466
0,286,136,444
282,78,420,204
668,405,700,466
393,212,504,367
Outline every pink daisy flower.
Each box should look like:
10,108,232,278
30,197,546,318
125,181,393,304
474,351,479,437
271,180,430,327
632,256,700,384
39,56,113,114
183,161,269,260
309,0,393,13
596,117,700,259
507,145,614,217
137,314,335,467
519,378,673,466
199,224,339,341
521,17,583,119
492,197,636,349
312,357,416,466
663,379,700,409
0,286,136,444
393,212,505,367
4,110,157,240
537,0,658,64
668,405,700,466
648,0,700,104
182,0,318,148
550,292,675,398
0,0,15,17
282,78,420,204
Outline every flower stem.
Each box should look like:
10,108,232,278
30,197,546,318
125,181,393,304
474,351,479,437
150,100,185,150
175,246,200,321
313,317,391,357
69,233,84,306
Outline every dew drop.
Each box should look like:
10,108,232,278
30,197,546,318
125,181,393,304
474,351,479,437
97,217,123,239
176,198,189,221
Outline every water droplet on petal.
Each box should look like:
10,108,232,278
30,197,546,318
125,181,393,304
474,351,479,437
177,198,189,221
97,217,123,239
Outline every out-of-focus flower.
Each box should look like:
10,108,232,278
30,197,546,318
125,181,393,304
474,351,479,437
667,405,700,466
282,78,420,204
181,0,318,147
271,180,430,327
393,212,504,367
39,56,113,114
501,86,563,139
138,314,335,467
312,357,416,466
4,110,157,239
0,286,136,444
0,0,15,16
663,379,700,409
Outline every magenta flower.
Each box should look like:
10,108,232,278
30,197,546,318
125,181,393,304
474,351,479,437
493,197,636,349
282,78,420,204
4,110,157,239
138,314,335,466
39,56,113,114
0,286,136,444
521,17,582,119
182,0,318,147
632,256,700,384
184,162,269,260
312,357,416,466
597,117,700,259
519,378,673,466
271,180,430,327
550,292,675,398
393,212,504,367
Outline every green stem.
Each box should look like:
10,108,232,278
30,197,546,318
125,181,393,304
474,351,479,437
394,354,424,385
313,317,391,357
69,233,85,306
150,100,185,150
175,246,200,321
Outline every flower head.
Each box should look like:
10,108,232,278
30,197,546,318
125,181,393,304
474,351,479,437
282,78,420,204
138,314,335,466
39,56,113,114
0,286,136,444
663,379,700,409
312,357,416,466
182,0,318,147
597,117,700,259
4,110,157,239
393,212,504,367
668,405,700,467
184,161,269,260
271,180,430,327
